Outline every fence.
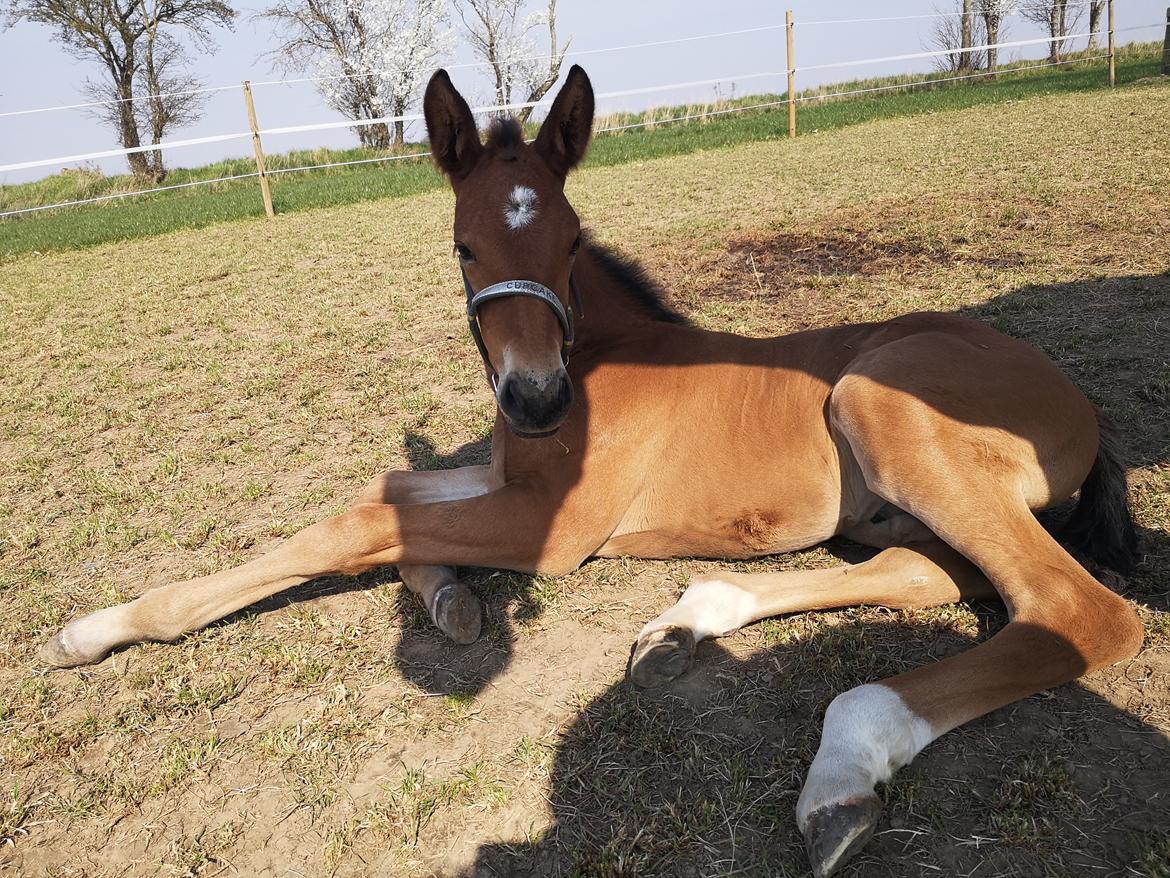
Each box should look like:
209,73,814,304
2,1,1167,220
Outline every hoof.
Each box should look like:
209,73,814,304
39,628,106,669
432,583,482,645
628,625,695,689
801,797,882,878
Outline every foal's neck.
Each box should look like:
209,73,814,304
572,243,688,357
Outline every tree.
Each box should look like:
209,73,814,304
1087,0,1105,50
7,0,234,182
1022,0,1081,61
261,0,452,149
931,0,986,72
453,0,569,124
977,0,1015,77
959,0,975,72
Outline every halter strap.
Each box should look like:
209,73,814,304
461,265,584,378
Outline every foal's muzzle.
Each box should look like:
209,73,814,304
497,369,573,437
460,267,584,436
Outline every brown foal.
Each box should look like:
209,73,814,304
41,66,1144,877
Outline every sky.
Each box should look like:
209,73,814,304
1,1,1166,185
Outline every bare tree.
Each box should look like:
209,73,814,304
7,0,234,182
959,0,976,71
931,0,986,72
260,0,452,148
453,0,569,124
1087,0,1105,50
1022,1,1081,61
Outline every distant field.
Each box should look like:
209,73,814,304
1,77,1167,877
0,43,1162,259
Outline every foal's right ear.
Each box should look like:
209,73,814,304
424,70,482,182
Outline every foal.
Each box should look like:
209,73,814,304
42,66,1143,876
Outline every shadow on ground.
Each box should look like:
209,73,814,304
457,610,1170,877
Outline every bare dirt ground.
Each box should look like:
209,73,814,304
1,81,1168,877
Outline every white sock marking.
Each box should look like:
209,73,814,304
504,185,538,230
58,604,132,660
639,577,758,642
796,684,936,828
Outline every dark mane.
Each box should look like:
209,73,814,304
485,117,524,154
584,235,691,325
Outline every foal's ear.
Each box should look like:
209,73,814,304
424,70,482,181
534,65,594,181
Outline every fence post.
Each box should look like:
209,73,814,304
1107,0,1116,86
1162,5,1170,75
786,10,796,139
242,81,275,218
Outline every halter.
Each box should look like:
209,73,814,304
461,264,584,383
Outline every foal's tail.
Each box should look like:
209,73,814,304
1061,412,1140,578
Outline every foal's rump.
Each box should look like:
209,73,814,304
828,312,1102,519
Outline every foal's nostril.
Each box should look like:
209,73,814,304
553,373,573,410
501,376,527,414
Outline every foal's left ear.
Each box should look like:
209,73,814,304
534,65,594,182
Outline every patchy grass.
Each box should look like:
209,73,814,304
0,43,1162,258
0,79,1168,876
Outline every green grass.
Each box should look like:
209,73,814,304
0,43,1162,259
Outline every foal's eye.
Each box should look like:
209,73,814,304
454,243,475,262
570,235,581,256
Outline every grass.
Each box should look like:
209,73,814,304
0,43,1162,259
0,76,1168,877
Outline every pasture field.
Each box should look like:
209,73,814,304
0,43,1163,260
1,78,1169,877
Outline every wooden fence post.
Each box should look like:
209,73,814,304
1162,5,1170,75
786,10,796,139
242,81,275,218
1107,0,1116,86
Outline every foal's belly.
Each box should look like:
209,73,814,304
598,471,844,560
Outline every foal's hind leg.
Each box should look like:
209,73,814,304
795,509,1141,877
794,354,1142,877
628,541,996,688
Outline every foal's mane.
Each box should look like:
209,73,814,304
584,235,690,326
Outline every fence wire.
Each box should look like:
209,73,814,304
2,19,1162,219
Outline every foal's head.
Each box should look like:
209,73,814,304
424,65,595,437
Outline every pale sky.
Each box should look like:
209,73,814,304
1,1,1165,184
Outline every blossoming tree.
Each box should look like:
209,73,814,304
453,0,569,123
261,0,453,148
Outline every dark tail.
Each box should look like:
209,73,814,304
1060,413,1139,578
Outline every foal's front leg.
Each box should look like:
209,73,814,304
355,466,499,645
41,480,580,667
628,542,995,688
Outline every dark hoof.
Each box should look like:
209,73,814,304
432,583,482,645
628,625,695,689
802,797,882,878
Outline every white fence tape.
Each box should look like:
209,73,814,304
797,23,1162,73
0,73,787,174
1,20,1161,217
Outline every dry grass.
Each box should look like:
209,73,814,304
1,79,1168,876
